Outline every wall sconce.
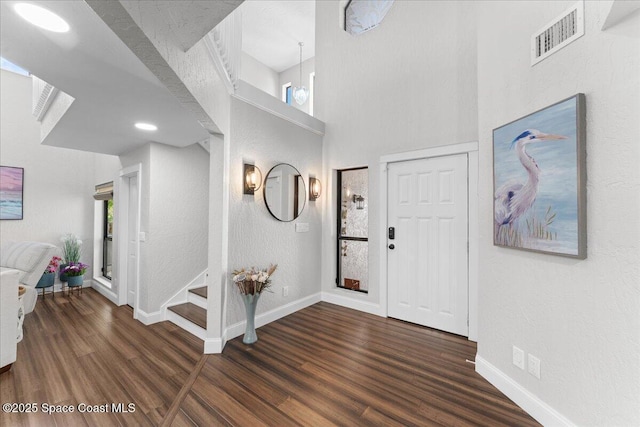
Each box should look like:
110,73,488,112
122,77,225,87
353,194,365,210
243,163,262,195
309,177,321,201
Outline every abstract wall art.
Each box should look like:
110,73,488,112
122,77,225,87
0,166,24,220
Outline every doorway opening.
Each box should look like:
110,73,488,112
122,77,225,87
336,167,369,293
117,164,141,317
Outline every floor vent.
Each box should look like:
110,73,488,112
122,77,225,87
531,1,584,66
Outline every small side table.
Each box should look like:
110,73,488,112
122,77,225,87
17,285,26,343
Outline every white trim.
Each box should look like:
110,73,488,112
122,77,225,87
282,81,292,104
91,279,118,304
117,164,142,320
137,309,163,326
204,337,224,354
160,270,208,311
223,292,322,345
467,150,479,342
166,309,206,339
309,72,315,117
475,356,576,426
233,80,325,136
379,141,479,339
203,33,236,94
188,292,207,310
207,133,230,345
380,141,479,164
93,276,112,290
321,292,385,317
93,199,105,285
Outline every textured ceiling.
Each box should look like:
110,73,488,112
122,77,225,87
0,0,236,156
239,0,315,73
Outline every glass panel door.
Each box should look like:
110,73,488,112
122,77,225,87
337,167,368,293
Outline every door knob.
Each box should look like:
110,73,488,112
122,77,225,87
388,244,395,250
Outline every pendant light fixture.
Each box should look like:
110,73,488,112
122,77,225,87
292,42,309,106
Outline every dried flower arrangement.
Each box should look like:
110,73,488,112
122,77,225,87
231,264,278,295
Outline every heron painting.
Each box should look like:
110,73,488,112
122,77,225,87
493,94,586,258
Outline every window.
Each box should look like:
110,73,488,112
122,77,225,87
309,72,315,116
0,57,29,76
282,82,292,105
103,199,114,280
337,167,369,293
94,181,113,282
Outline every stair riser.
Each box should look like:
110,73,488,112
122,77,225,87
166,310,206,340
188,293,207,309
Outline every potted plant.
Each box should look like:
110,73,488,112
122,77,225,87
59,234,82,282
231,264,277,344
62,262,88,289
35,256,62,296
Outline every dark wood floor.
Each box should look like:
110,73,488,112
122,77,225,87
0,288,202,426
1,289,540,426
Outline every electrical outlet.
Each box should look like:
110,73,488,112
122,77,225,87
528,354,541,379
283,286,289,297
512,346,525,370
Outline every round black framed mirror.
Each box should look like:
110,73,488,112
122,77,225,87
263,163,306,222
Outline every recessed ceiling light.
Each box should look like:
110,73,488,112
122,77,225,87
135,122,158,131
14,3,70,33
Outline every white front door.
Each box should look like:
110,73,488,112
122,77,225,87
126,175,138,307
387,154,469,336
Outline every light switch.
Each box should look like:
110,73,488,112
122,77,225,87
139,232,146,242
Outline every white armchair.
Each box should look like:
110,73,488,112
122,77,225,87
0,241,57,314
0,269,19,372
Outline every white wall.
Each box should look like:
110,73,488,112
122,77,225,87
119,0,233,339
279,56,316,116
118,142,209,314
226,97,323,326
0,70,121,282
147,143,209,310
315,1,478,309
240,52,279,97
476,2,640,425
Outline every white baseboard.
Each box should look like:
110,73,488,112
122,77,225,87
137,308,163,325
204,337,224,354
224,292,322,343
475,355,575,427
321,291,385,317
91,280,118,304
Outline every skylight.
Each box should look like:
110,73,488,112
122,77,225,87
0,57,30,76
14,3,70,33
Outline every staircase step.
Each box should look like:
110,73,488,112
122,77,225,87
167,303,206,329
189,286,207,299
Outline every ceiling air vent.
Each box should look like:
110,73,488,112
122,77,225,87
531,1,584,66
31,75,59,121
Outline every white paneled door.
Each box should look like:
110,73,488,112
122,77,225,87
387,154,469,336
